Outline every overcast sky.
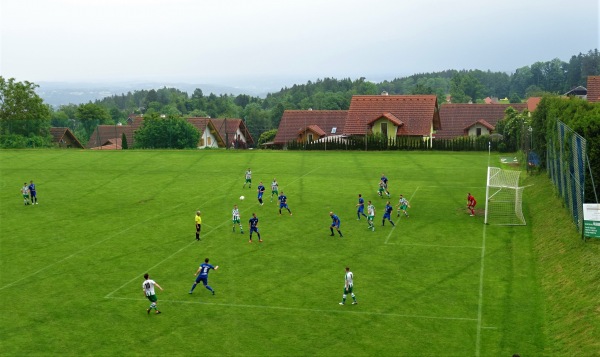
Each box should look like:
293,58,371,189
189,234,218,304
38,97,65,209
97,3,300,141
1,0,598,87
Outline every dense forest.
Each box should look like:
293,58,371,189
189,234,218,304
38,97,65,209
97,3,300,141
1,49,599,147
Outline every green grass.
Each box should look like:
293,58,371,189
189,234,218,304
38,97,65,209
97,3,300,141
0,149,595,356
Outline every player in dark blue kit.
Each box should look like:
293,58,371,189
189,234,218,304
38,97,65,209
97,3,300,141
278,191,292,216
356,194,367,220
329,211,343,237
249,213,262,242
257,182,266,206
28,180,38,204
380,173,390,198
189,258,219,295
382,201,396,226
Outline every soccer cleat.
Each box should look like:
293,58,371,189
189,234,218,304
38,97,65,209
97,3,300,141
339,302,345,305
156,310,161,314
249,240,252,243
330,234,334,236
147,308,151,314
352,301,358,305
470,214,475,217
212,290,215,295
188,291,193,294
241,231,244,234
258,239,263,243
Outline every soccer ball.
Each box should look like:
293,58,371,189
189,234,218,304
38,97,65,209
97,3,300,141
240,196,245,201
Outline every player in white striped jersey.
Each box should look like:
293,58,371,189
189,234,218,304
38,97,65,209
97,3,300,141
339,266,357,305
232,205,243,233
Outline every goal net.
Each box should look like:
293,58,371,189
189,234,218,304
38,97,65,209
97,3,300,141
484,167,526,225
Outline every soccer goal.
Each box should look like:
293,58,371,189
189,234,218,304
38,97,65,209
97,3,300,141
484,167,526,225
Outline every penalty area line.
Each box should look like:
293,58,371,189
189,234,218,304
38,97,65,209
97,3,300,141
107,296,477,322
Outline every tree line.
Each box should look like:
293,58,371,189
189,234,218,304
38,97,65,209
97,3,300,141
1,49,598,148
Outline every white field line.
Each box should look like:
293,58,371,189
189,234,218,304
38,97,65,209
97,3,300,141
384,187,419,245
105,166,322,298
107,296,477,322
475,222,488,357
0,178,238,292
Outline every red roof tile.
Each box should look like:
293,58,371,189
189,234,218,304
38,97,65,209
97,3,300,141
436,103,528,139
301,125,326,137
274,110,348,145
344,95,440,136
87,121,139,148
50,127,84,148
209,118,254,146
587,76,600,103
527,97,541,112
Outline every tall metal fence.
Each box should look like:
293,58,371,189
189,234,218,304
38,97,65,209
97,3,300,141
547,120,587,233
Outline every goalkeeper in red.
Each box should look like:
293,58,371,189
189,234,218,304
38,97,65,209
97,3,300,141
467,193,477,216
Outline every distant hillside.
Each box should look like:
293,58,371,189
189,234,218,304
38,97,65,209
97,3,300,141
36,81,272,107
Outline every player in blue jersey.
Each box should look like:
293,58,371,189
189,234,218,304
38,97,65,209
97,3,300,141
28,180,38,204
248,213,262,242
356,194,367,220
257,182,266,206
278,191,292,216
380,174,390,198
189,258,219,295
382,201,396,226
329,211,343,237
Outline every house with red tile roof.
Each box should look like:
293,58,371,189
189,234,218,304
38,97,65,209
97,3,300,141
587,76,600,103
50,127,84,148
436,103,528,139
273,109,348,146
186,118,225,148
210,118,254,149
344,95,440,142
88,116,255,149
87,120,140,149
274,94,441,147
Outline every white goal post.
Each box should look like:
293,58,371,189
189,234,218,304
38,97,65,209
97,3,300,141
484,167,526,225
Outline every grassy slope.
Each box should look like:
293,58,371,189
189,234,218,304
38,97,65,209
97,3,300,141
525,173,600,355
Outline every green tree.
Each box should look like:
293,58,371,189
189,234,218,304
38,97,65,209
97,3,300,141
258,129,277,145
495,107,530,151
134,114,200,149
0,77,51,138
450,72,484,103
121,132,129,149
76,103,112,141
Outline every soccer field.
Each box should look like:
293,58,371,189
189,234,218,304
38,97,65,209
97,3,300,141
0,150,543,356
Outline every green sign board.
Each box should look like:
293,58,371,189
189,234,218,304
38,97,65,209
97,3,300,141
583,204,600,239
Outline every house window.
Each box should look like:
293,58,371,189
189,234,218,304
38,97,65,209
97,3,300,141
331,127,337,134
381,122,388,137
207,137,212,146
308,133,314,142
476,128,482,136
200,138,205,146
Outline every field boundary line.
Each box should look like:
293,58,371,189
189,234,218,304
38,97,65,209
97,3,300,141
107,296,477,322
475,222,488,357
105,166,322,298
0,179,238,292
384,186,419,245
